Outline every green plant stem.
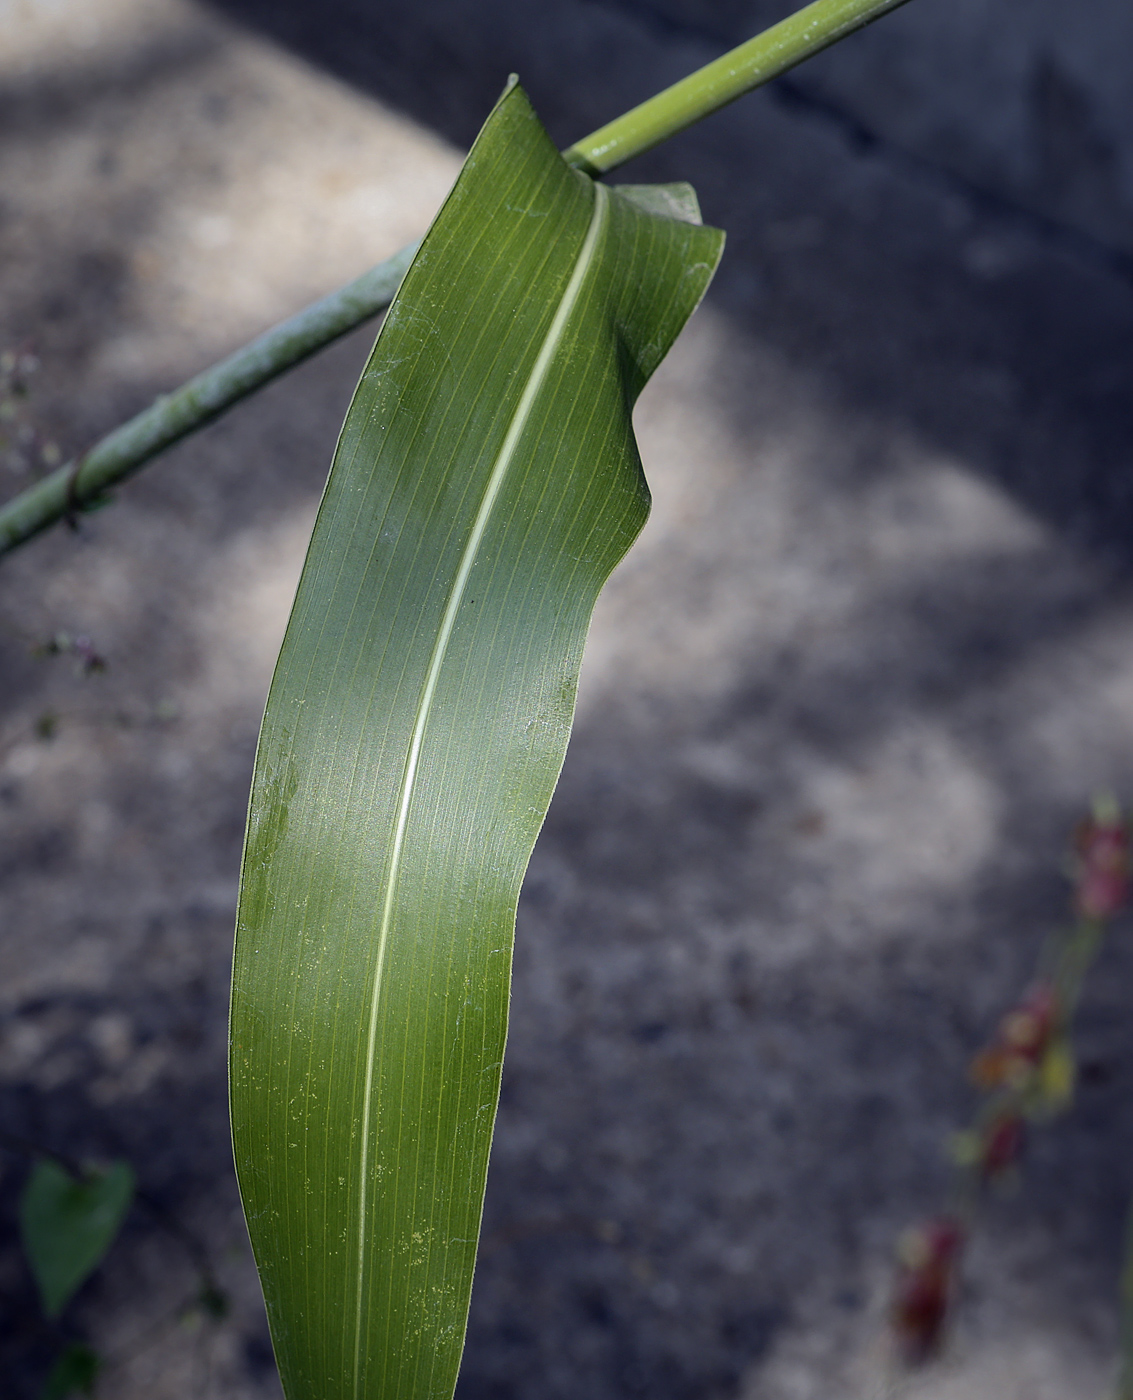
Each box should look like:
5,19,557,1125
562,0,914,173
0,0,913,559
0,243,418,556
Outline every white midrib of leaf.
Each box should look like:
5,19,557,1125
351,179,609,1396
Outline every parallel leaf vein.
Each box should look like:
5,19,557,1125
350,177,609,1396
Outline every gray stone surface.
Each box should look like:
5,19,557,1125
1,1,1132,1397
206,0,1133,260
617,0,1133,262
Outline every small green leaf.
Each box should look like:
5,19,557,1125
40,1343,100,1400
19,1159,134,1318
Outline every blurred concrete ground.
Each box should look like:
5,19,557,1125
0,0,1132,1397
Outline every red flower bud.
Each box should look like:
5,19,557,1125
892,1218,965,1362
1074,806,1130,918
970,983,1058,1090
1077,865,1129,919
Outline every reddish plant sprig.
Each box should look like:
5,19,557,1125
1074,804,1130,920
891,1218,966,1362
970,981,1059,1094
889,799,1129,1369
978,1112,1026,1180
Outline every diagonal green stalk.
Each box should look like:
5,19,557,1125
0,0,913,559
0,244,419,556
562,0,914,173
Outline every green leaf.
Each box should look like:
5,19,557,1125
230,78,722,1400
19,1159,134,1318
40,1343,100,1400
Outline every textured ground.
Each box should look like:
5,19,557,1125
2,1,1133,1397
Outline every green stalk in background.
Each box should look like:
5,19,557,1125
562,0,913,173
0,245,418,556
0,0,913,560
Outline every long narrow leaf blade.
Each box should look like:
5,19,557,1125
230,78,723,1400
